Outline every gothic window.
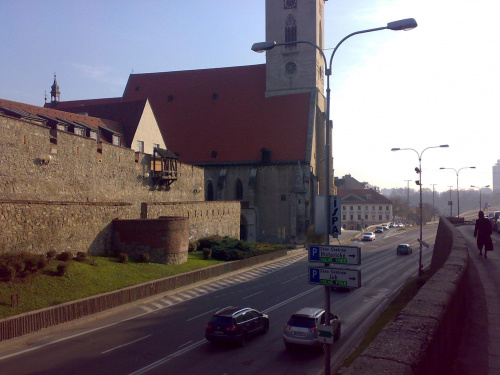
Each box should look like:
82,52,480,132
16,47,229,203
285,15,297,49
235,179,243,200
206,181,214,201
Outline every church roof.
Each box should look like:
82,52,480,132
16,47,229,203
47,64,315,165
120,64,313,164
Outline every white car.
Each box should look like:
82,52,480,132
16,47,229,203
362,232,376,241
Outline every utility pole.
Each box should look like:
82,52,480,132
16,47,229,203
448,186,453,216
405,179,411,224
431,184,437,221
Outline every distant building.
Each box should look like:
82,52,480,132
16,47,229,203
336,175,393,230
494,160,500,193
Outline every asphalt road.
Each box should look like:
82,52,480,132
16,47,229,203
0,225,438,375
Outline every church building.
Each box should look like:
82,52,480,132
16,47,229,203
48,0,332,243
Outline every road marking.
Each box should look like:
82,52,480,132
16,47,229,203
101,335,152,354
186,308,219,322
242,291,262,299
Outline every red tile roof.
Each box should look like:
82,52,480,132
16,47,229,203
119,64,312,164
47,99,151,149
0,98,119,131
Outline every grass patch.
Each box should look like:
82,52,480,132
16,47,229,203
338,271,431,370
0,252,224,319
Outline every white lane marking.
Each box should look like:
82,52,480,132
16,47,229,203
127,286,323,375
186,308,219,322
242,291,262,299
280,273,307,285
178,340,192,349
128,339,207,375
101,335,152,354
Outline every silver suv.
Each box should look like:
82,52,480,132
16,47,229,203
283,307,341,351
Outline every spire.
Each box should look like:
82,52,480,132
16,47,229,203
50,73,60,105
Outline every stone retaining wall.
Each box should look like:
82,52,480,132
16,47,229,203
339,217,468,375
0,250,288,342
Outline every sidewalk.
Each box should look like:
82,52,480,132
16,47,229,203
454,225,500,375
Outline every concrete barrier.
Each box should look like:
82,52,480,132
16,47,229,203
338,216,468,375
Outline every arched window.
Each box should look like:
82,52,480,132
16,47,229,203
285,15,297,49
235,179,243,200
206,181,214,201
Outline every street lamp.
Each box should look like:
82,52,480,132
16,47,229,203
471,184,490,211
440,166,476,217
253,17,417,374
391,145,448,276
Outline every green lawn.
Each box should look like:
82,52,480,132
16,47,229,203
0,252,223,319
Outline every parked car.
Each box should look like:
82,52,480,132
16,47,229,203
381,224,389,230
205,307,269,346
397,244,413,255
283,307,341,352
491,211,500,232
362,232,376,241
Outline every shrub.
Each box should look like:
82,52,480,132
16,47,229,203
0,265,16,282
37,256,47,270
23,255,39,275
188,241,199,253
118,253,129,263
202,248,211,260
139,252,150,263
12,261,25,275
56,251,73,262
56,263,68,276
46,250,57,260
76,252,87,262
198,235,223,250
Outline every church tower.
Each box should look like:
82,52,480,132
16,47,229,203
50,74,60,105
264,0,326,98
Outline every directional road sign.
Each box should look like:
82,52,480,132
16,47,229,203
309,266,361,288
308,245,361,265
317,324,334,344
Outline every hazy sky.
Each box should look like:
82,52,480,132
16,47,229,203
1,0,499,193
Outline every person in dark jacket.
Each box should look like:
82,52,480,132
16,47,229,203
474,210,493,258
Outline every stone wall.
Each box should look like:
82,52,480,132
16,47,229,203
0,114,240,255
339,217,468,375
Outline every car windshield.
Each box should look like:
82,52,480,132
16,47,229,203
287,316,316,328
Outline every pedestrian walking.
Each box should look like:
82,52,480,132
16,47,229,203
474,210,493,258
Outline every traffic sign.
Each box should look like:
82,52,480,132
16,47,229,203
318,324,334,344
308,245,361,265
309,266,361,288
329,196,341,237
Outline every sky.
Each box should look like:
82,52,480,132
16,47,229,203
1,0,499,193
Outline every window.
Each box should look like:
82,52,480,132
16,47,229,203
74,127,84,136
236,179,243,200
372,206,375,210
350,215,353,220
137,141,144,153
379,206,382,211
350,206,353,210
342,206,346,211
365,215,368,219
285,15,297,49
379,215,382,220
90,131,98,140
386,206,390,211
153,143,159,149
343,215,346,220
57,124,67,132
358,215,361,220
206,181,214,201
358,206,361,210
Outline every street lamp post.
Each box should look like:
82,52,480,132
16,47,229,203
440,166,476,217
391,145,449,275
253,17,417,374
471,185,490,211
